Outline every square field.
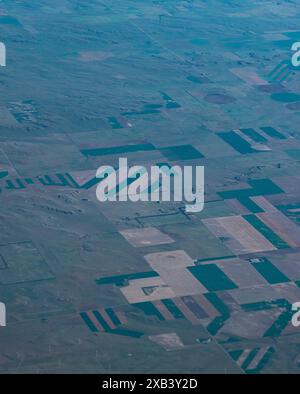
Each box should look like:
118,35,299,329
0,242,54,284
119,227,174,248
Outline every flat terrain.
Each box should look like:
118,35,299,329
1,0,300,373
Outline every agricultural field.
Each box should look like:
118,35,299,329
0,0,300,374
